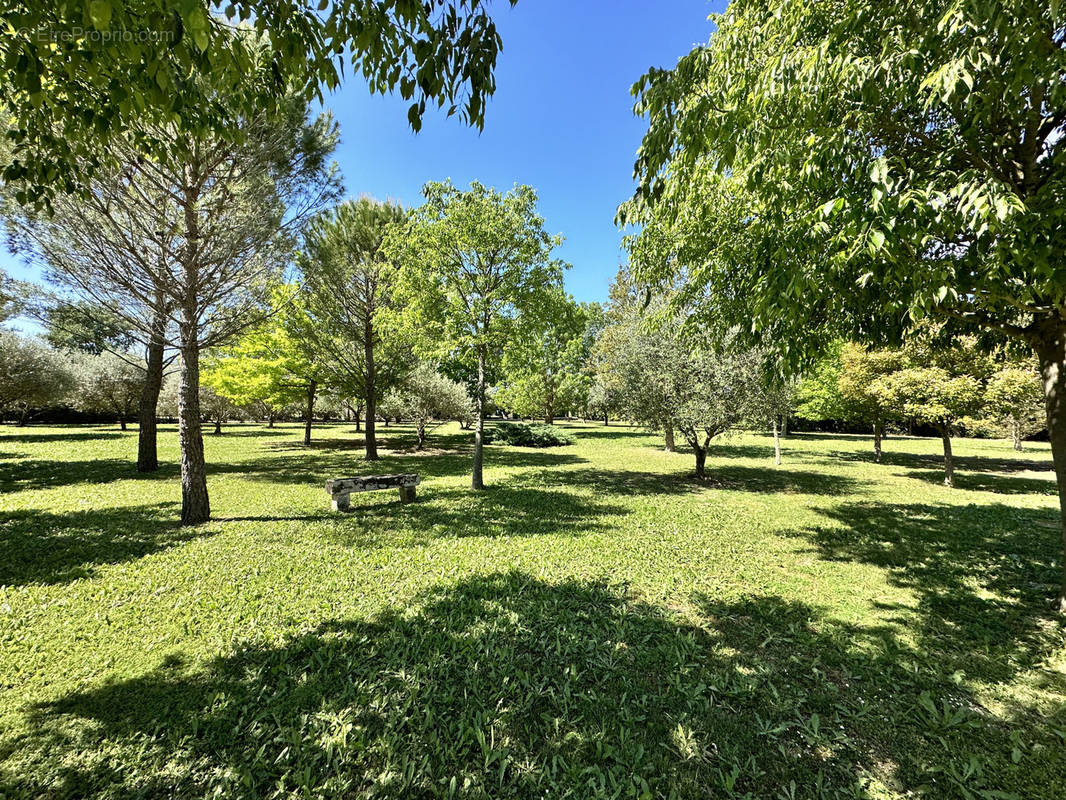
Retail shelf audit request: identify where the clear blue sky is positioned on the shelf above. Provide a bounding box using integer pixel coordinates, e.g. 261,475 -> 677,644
2,0 -> 719,305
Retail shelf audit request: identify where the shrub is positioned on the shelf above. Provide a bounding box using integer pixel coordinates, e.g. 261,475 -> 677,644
487,421 -> 574,447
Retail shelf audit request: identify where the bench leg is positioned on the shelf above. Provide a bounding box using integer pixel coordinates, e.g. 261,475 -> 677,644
398,486 -> 416,504
332,493 -> 351,512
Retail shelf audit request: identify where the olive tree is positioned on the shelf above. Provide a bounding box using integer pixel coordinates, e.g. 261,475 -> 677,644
382,363 -> 473,449
72,351 -> 145,430
0,331 -> 74,425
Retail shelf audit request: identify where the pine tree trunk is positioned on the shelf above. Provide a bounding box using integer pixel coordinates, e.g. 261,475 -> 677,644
178,318 -> 210,525
1036,324 -> 1066,613
773,418 -> 782,465
136,306 -> 165,472
873,419 -> 883,463
664,423 -> 675,452
472,348 -> 486,490
364,315 -> 378,460
941,431 -> 955,488
303,380 -> 316,446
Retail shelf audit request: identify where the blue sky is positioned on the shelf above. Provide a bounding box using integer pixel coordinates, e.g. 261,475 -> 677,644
2,0 -> 719,305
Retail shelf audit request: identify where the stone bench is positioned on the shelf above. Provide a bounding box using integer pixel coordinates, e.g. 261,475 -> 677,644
325,473 -> 421,511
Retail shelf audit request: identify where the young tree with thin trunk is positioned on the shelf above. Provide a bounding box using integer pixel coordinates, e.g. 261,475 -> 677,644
299,197 -> 411,460
986,364 -> 1045,451
837,346 -> 908,463
385,181 -> 565,490
381,362 -> 473,449
875,368 -> 983,488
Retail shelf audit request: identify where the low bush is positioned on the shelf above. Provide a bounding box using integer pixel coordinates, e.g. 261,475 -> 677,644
486,421 -> 574,447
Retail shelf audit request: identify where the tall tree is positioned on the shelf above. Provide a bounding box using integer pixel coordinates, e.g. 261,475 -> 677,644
299,197 -> 410,459
385,180 -> 565,489
1,1 -> 515,204
6,95 -> 339,522
623,0 -> 1066,607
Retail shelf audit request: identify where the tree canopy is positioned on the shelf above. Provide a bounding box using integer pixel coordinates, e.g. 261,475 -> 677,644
1,0 -> 516,204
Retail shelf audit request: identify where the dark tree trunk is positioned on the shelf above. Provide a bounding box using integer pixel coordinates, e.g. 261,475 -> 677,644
773,417 -> 782,465
941,430 -> 955,487
1036,324 -> 1066,612
604,411 -> 609,426
355,409 -> 361,432
781,414 -> 789,437
267,416 -> 274,429
664,423 -> 675,452
136,306 -> 165,472
304,379 -> 317,446
416,419 -> 426,450
178,319 -> 210,525
694,445 -> 707,479
119,417 -> 127,431
213,419 -> 222,436
873,419 -> 883,463
472,348 -> 486,490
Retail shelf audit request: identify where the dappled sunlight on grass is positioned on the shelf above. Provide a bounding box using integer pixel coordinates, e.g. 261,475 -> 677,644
0,422 -> 1063,798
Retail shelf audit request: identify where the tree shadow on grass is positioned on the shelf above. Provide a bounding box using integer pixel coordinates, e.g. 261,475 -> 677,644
0,459 -> 182,493
0,502 -> 207,586
0,430 -> 124,444
324,484 -> 628,547
902,469 -> 1056,496
829,448 -> 1054,475
511,464 -> 860,498
785,501 -> 1064,685
7,572 -> 1061,799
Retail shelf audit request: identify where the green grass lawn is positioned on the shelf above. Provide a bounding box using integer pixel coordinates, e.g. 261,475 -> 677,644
1,421 -> 1064,799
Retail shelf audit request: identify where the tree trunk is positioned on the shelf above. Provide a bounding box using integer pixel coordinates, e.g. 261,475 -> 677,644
355,409 -> 361,432
1011,419 -> 1023,451
178,320 -> 210,525
773,418 -> 782,466
941,431 -> 955,488
119,417 -> 127,431
664,423 -> 675,452
417,419 -> 426,450
136,306 -> 165,472
304,380 -> 316,446
472,348 -> 486,490
604,411 -> 609,426
781,414 -> 789,436
544,414 -> 554,425
1036,325 -> 1066,612
267,415 -> 274,429
873,419 -> 883,463
364,315 -> 378,459
694,445 -> 707,479
213,419 -> 222,435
